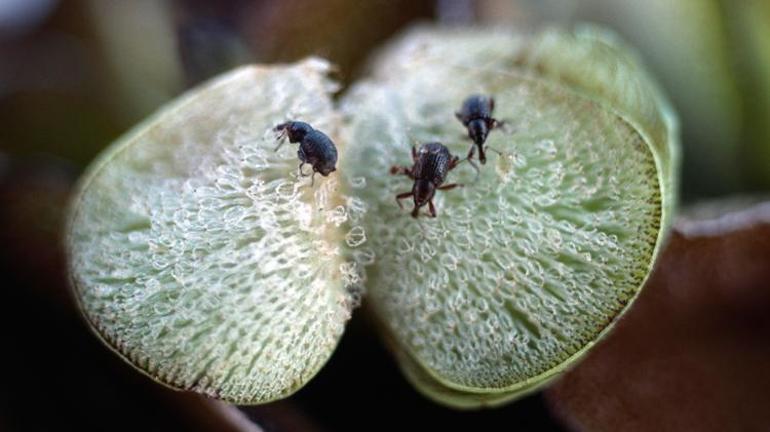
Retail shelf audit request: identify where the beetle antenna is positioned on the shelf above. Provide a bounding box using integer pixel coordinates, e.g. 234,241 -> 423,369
469,159 -> 481,182
495,119 -> 514,134
458,157 -> 480,183
485,145 -> 504,156
274,122 -> 289,151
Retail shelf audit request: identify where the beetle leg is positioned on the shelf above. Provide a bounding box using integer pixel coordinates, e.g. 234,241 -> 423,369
428,200 -> 437,218
412,205 -> 421,218
448,155 -> 461,170
483,143 -> 505,165
389,166 -> 415,179
466,142 -> 476,159
438,183 -> 463,191
310,170 -> 317,187
463,145 -> 480,181
396,191 -> 413,209
411,145 -> 418,162
298,162 -> 311,177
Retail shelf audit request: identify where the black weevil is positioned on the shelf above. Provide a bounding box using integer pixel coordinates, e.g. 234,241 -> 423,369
274,121 -> 337,185
390,142 -> 462,218
455,94 -> 504,168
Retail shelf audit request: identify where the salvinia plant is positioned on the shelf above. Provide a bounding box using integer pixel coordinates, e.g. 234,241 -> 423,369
66,25 -> 679,409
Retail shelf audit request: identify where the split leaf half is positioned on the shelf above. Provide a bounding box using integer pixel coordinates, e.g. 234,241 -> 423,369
66,25 -> 678,407
341,25 -> 677,407
67,59 -> 365,404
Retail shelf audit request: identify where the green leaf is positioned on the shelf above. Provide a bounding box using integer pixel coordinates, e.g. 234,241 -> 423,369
66,59 -> 364,404
341,25 -> 677,407
66,25 -> 678,408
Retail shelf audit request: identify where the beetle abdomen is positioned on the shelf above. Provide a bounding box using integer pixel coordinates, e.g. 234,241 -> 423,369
301,130 -> 338,175
459,94 -> 493,123
415,142 -> 451,185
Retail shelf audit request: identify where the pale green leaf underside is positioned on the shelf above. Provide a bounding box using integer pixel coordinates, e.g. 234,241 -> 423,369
67,59 -> 365,404
66,25 -> 676,409
342,26 -> 675,407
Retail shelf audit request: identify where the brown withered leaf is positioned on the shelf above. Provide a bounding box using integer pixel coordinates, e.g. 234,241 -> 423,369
546,199 -> 770,431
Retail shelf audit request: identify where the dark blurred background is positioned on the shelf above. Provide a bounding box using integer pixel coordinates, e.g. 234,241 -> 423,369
1,1 -> 768,431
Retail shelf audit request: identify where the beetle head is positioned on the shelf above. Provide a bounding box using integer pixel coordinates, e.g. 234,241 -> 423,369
413,179 -> 436,208
468,118 -> 489,146
317,164 -> 336,177
275,121 -> 312,142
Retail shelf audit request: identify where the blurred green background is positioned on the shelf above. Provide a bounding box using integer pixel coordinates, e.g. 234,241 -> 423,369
0,1 -> 768,431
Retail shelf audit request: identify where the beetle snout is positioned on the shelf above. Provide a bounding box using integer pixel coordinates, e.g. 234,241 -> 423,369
273,122 -> 289,132
413,180 -> 435,207
469,119 -> 489,146
318,166 -> 336,176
